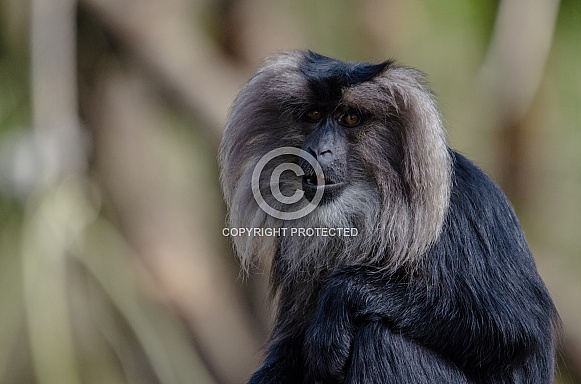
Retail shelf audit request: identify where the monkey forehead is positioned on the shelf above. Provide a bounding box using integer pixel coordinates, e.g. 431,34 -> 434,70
298,51 -> 391,102
256,51 -> 394,107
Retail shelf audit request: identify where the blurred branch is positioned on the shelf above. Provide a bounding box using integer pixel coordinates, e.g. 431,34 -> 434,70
74,1 -> 267,382
78,216 -> 216,384
83,66 -> 261,384
80,0 -> 250,144
24,0 -> 84,383
480,0 -> 560,123
22,181 -> 86,384
478,0 -> 560,201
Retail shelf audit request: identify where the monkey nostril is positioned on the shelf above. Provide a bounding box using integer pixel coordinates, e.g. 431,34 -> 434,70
304,175 -> 318,186
313,147 -> 334,163
319,149 -> 333,157
307,147 -> 333,160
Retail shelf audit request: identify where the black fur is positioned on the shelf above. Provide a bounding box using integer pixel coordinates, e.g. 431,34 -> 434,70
249,152 -> 557,384
221,51 -> 558,384
300,51 -> 392,105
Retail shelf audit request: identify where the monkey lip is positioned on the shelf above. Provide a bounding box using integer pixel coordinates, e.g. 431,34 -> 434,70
302,175 -> 345,191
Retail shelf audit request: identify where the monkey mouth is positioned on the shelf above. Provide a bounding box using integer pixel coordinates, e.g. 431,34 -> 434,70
302,174 -> 345,202
302,174 -> 343,189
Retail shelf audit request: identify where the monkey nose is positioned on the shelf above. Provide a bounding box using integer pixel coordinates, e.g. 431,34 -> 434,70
307,146 -> 335,166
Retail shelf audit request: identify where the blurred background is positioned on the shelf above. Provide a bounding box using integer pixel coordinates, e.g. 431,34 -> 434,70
0,0 -> 580,383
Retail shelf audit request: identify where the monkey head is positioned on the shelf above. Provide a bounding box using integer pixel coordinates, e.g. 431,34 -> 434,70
220,51 -> 451,275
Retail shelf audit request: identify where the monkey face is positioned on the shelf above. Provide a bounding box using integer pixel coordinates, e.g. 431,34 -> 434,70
296,52 -> 390,204
220,51 -> 452,271
221,51 -> 394,208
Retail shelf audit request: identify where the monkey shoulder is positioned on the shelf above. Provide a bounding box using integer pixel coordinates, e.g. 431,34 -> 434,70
436,150 -> 537,272
448,150 -> 516,219
441,150 -> 556,301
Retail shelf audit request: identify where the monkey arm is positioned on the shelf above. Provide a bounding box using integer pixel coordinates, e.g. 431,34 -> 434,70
304,261 -> 553,381
302,277 -> 356,383
248,285 -> 312,384
303,154 -> 556,382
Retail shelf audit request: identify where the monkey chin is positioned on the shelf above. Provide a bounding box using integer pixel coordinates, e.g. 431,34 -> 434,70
301,176 -> 346,204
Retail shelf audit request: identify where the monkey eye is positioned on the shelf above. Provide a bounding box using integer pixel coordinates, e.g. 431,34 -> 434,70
303,109 -> 324,123
338,111 -> 362,127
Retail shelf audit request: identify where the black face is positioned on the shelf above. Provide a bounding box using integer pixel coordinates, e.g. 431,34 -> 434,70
297,52 -> 390,203
299,106 -> 361,203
